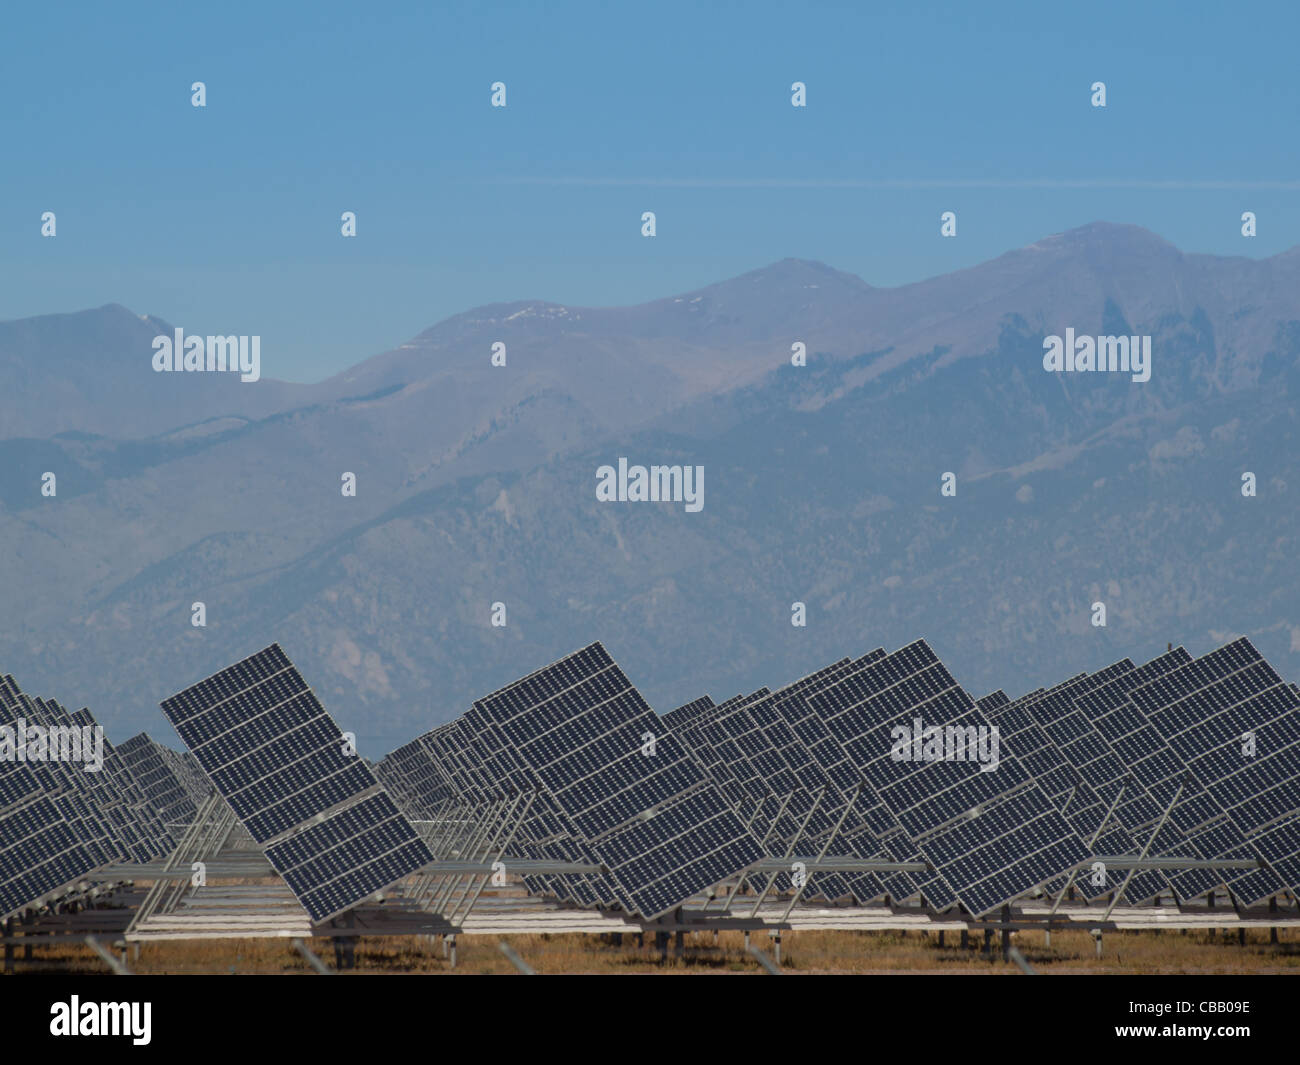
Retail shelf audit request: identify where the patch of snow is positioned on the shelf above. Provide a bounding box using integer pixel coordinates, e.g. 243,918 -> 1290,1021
505,304 -> 571,322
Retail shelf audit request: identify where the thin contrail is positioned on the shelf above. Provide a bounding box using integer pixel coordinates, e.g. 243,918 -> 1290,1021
484,176 -> 1300,191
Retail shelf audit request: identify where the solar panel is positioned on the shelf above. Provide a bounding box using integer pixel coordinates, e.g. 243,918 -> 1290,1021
766,650 -> 928,905
456,698 -> 618,908
1069,644 -> 1296,903
199,632 -> 1299,923
1134,638 -> 1300,836
596,789 -> 765,918
983,674 -> 1170,904
375,731 -> 459,820
1101,638 -> 1300,904
1222,813 -> 1300,904
117,734 -> 207,829
16,697 -> 120,867
160,645 -> 434,923
977,690 -> 1010,713
471,642 -> 763,918
62,705 -> 165,864
397,702 -> 613,910
662,695 -> 715,733
672,657 -> 867,901
808,640 -> 1091,916
0,795 -> 105,920
265,791 -> 434,922
1028,659 -> 1136,724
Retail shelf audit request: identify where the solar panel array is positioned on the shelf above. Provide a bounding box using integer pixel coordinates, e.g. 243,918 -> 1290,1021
668,653 -> 922,905
377,642 -> 765,919
982,658 -> 1172,904
811,642 -> 1093,915
67,708 -> 175,864
662,638 -> 1300,916
6,631 -> 1300,926
1101,639 -> 1300,906
115,732 -> 211,830
0,675 -> 176,920
377,635 -> 1300,919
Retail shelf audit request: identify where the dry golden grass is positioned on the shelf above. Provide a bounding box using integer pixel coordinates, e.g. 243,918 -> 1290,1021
13,926 -> 1300,975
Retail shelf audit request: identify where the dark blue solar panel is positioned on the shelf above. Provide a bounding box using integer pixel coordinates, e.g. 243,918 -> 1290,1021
472,642 -> 762,918
160,645 -> 433,922
807,640 -> 1090,915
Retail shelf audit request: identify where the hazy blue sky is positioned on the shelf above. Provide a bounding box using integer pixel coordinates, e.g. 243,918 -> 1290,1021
3,1 -> 1297,381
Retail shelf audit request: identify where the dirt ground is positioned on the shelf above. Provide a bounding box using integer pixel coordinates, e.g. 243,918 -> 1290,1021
12,926 -> 1300,975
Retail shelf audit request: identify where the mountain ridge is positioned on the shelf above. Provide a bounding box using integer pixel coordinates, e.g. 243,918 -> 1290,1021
2,221 -> 1298,753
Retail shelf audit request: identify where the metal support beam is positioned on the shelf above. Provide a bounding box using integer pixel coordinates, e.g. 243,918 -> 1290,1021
1049,780 -> 1126,921
128,790 -> 230,933
1104,779 -> 1186,921
450,792 -> 537,926
748,788 -> 826,919
292,938 -> 332,974
781,784 -> 861,923
747,944 -> 781,975
1079,858 -> 1260,872
750,858 -> 930,873
429,796 -> 508,914
498,940 -> 536,974
86,936 -> 131,975
426,797 -> 496,911
1007,945 -> 1038,975
720,790 -> 794,911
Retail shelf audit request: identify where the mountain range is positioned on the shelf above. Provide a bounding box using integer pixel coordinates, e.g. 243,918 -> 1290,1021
2,221 -> 1298,754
